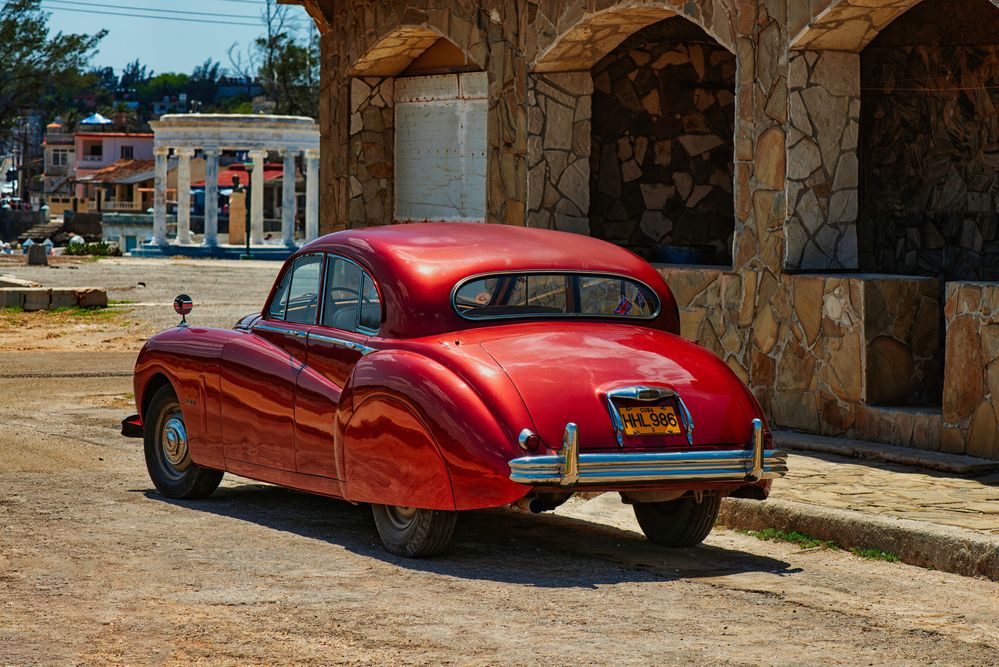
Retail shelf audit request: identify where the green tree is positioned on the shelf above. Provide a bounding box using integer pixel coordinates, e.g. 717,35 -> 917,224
0,0 -> 105,138
229,0 -> 319,118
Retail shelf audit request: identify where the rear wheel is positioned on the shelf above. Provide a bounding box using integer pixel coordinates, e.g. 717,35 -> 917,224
371,504 -> 457,557
633,494 -> 720,547
144,384 -> 223,499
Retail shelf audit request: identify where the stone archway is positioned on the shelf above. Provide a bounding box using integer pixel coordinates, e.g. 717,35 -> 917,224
346,27 -> 486,226
531,2 -> 736,72
785,0 -> 999,271
526,6 -> 736,265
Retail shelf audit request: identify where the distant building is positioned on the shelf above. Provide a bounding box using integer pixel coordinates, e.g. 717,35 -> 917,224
41,121 -> 76,216
73,131 -> 154,202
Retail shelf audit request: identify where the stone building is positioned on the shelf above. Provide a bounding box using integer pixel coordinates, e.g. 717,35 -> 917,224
286,0 -> 999,460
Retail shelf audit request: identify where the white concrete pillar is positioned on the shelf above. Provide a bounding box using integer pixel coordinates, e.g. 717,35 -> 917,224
175,147 -> 195,245
281,149 -> 298,248
153,146 -> 170,246
305,148 -> 320,242
248,149 -> 268,245
203,148 -> 220,247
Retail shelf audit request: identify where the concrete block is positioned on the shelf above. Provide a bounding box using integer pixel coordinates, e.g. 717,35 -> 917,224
0,275 -> 42,288
21,288 -> 51,311
50,288 -> 78,309
75,288 -> 108,308
0,288 -> 25,308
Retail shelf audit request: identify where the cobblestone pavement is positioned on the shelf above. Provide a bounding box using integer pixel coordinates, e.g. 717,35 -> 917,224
770,452 -> 999,536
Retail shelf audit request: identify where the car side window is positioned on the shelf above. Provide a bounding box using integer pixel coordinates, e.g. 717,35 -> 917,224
321,258 -> 381,333
269,254 -> 322,324
322,258 -> 362,330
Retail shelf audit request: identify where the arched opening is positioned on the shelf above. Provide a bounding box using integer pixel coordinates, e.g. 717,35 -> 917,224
588,17 -> 736,264
347,29 -> 486,226
526,10 -> 736,265
857,0 -> 999,282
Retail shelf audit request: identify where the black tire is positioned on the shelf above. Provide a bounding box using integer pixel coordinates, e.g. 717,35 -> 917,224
371,505 -> 457,558
633,494 -> 721,547
144,384 -> 223,499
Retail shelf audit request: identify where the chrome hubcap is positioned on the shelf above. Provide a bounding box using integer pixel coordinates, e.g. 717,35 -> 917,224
384,505 -> 418,531
162,416 -> 188,466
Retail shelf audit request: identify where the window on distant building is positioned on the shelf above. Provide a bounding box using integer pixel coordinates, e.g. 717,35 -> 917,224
120,146 -> 133,159
52,149 -> 69,167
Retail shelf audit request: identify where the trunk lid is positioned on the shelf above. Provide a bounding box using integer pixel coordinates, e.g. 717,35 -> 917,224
478,323 -> 759,451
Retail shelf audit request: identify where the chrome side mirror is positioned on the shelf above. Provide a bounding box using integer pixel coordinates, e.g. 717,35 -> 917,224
174,294 -> 193,328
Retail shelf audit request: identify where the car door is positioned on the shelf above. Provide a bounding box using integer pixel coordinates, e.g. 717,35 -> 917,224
220,253 -> 323,471
295,256 -> 381,478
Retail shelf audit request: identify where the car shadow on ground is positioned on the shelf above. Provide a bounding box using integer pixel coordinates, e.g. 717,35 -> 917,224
142,483 -> 798,589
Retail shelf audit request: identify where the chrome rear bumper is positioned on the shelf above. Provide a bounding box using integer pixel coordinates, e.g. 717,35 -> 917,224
508,419 -> 788,486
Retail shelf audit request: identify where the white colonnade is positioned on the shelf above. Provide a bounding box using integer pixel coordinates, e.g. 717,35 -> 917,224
149,114 -> 320,250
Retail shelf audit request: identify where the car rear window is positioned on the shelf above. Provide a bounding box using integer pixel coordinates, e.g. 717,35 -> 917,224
453,273 -> 660,321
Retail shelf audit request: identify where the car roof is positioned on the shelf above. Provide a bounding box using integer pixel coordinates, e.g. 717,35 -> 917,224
295,223 -> 675,338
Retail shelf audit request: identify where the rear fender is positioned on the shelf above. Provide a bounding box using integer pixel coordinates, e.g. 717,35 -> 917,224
344,350 -> 530,510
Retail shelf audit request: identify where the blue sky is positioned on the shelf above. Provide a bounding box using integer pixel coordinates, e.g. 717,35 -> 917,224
44,0 -> 312,75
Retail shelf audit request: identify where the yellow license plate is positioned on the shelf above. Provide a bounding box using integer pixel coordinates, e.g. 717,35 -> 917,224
618,405 -> 683,436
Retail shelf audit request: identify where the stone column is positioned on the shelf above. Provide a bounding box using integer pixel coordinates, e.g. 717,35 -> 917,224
153,146 -> 170,246
248,149 -> 268,245
175,147 -> 195,245
305,148 -> 319,242
202,148 -> 220,247
281,149 -> 297,248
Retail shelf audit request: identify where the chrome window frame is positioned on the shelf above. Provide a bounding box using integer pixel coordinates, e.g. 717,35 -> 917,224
450,270 -> 662,322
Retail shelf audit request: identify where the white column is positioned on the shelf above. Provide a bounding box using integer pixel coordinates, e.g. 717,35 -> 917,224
281,149 -> 298,248
305,148 -> 319,242
248,149 -> 267,245
175,147 -> 195,245
153,146 -> 170,246
203,148 -> 220,247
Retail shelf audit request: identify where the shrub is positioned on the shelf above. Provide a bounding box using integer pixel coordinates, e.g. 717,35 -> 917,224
63,242 -> 122,257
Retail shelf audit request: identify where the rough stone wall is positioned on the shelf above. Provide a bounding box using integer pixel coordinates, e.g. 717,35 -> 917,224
302,0 -> 999,458
588,17 -> 736,263
664,266 -> 940,436
347,77 -> 394,227
526,72 -> 592,234
857,0 -> 999,281
785,50 -> 860,270
943,282 -> 999,459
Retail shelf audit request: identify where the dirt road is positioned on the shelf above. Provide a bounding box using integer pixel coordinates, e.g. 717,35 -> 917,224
2,258 -> 998,665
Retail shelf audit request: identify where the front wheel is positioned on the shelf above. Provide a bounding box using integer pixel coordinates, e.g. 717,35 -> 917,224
633,494 -> 721,547
144,384 -> 223,499
371,504 -> 457,557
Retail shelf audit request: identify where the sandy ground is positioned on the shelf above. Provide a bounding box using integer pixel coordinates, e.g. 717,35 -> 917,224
2,256 -> 999,666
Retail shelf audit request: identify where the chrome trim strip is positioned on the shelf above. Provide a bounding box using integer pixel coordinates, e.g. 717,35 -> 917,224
308,332 -> 376,355
509,419 -> 786,486
253,322 -> 309,338
605,385 -> 695,446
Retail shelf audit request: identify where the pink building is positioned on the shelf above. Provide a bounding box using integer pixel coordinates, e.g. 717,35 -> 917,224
74,132 -> 154,199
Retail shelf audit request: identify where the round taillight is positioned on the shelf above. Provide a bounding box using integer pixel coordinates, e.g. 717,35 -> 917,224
173,294 -> 193,316
518,429 -> 541,451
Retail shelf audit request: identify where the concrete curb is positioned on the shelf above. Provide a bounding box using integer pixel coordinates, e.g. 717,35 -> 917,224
719,498 -> 999,581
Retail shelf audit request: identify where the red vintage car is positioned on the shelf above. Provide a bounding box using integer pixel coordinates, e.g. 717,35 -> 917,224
122,223 -> 786,557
